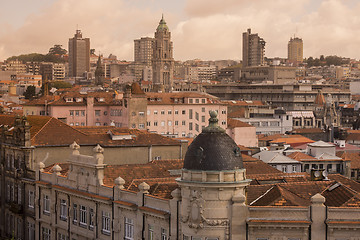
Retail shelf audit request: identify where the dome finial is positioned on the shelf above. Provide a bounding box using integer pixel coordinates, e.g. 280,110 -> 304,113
203,111 -> 225,133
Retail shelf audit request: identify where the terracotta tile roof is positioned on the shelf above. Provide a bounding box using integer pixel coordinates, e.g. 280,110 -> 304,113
244,159 -> 283,175
336,152 -> 360,169
227,118 -> 253,128
258,134 -> 285,142
222,100 -> 264,106
287,152 -> 317,162
43,163 -> 70,177
346,133 -> 360,141
131,82 -> 145,95
270,135 -> 315,146
291,128 -> 324,134
227,109 -> 245,118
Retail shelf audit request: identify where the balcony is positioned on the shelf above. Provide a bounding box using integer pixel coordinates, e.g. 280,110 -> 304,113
10,202 -> 23,214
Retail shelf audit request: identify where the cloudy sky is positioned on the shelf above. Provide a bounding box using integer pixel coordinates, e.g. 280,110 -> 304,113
0,0 -> 359,61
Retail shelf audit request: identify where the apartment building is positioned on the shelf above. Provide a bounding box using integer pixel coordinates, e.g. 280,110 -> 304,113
146,92 -> 227,138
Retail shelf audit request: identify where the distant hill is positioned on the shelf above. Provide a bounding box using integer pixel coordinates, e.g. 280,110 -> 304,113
7,53 -> 66,63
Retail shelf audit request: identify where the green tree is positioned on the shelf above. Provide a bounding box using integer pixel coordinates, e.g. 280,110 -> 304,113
23,85 -> 36,100
48,44 -> 67,56
52,81 -> 72,89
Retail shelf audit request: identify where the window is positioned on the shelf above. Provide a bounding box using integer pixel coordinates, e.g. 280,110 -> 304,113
42,227 -> 51,240
80,205 -> 87,227
17,185 -> 22,204
161,228 -> 167,240
60,199 -> 67,221
161,121 -> 165,127
75,122 -> 79,126
147,121 -> 151,127
168,121 -> 172,126
125,217 -> 134,240
222,120 -> 226,125
182,110 -> 186,115
195,124 -> 199,132
195,112 -> 199,120
81,110 -> 85,116
69,122 -> 74,126
95,110 -> 101,116
75,110 -> 79,116
189,99 -> 193,103
148,225 -> 154,240
154,156 -> 161,160
202,107 -> 205,112
161,110 -> 165,115
95,122 -> 101,126
147,110 -> 151,115
182,132 -> 186,137
58,233 -> 68,240
139,111 -> 145,116
202,99 -> 206,103
168,110 -> 172,115
66,98 -> 73,102
73,204 -> 78,224
154,110 -> 158,115
154,121 -> 158,126
139,123 -> 145,129
81,122 -> 85,126
102,211 -> 111,235
28,222 -> 35,240
104,111 -> 108,116
69,110 -> 74,116
182,120 -> 186,126
292,165 -> 297,173
282,165 -> 287,173
189,122 -> 193,130
202,115 -> 205,122
175,110 -> 179,115
43,195 -> 50,214
89,208 -> 94,230
175,121 -> 179,126
189,109 -> 193,119
28,190 -> 34,209
222,109 -> 226,114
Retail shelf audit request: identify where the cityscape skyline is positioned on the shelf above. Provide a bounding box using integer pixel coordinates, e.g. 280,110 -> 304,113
1,0 -> 360,61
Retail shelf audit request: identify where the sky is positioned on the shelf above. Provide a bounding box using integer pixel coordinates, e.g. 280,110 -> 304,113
0,0 -> 360,61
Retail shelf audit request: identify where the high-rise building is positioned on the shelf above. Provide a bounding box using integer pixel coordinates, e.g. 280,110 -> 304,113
288,37 -> 303,65
152,15 -> 174,92
134,37 -> 154,66
242,28 -> 266,67
68,30 -> 90,77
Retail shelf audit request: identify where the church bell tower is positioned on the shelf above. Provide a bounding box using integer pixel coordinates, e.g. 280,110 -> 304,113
152,15 -> 174,92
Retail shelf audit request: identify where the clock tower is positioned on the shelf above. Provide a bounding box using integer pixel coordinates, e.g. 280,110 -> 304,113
152,15 -> 174,92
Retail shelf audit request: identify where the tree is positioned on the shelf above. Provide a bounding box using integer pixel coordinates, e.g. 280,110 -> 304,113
48,44 -> 67,56
23,86 -> 36,100
320,55 -> 325,61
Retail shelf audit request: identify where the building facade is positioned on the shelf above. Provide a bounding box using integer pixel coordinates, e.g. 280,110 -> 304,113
68,30 -> 90,78
152,15 -> 174,92
242,28 -> 266,67
288,37 -> 303,65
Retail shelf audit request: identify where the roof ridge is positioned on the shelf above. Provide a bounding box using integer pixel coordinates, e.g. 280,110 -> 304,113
30,117 -> 53,140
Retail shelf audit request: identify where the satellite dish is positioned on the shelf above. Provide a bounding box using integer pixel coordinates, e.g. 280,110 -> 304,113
314,171 -> 320,178
322,170 -> 328,178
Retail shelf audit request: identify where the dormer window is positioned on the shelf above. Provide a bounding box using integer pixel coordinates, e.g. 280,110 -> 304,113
98,97 -> 105,102
65,98 -> 73,103
76,98 -> 83,102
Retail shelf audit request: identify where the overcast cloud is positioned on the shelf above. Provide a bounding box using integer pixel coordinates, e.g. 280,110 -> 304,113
0,0 -> 359,61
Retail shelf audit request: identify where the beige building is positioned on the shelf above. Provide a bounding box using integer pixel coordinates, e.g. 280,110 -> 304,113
134,37 -> 154,66
3,112 -> 360,239
68,29 -> 90,77
288,37 -> 303,65
242,28 -> 266,67
241,65 -> 296,84
146,92 -> 227,138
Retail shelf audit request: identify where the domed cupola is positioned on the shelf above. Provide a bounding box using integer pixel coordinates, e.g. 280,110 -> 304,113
183,111 -> 243,171
156,14 -> 169,32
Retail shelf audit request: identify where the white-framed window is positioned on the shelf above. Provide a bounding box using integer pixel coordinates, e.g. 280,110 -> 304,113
182,120 -> 186,126
147,110 -> 150,115
139,123 -> 145,129
75,110 -> 79,116
80,205 -> 87,227
154,156 -> 161,160
73,204 -> 78,224
154,110 -> 158,115
148,224 -> 154,240
292,165 -> 297,173
168,121 -> 172,126
282,165 -> 287,173
168,110 -> 172,114
161,110 -> 165,115
28,190 -> 35,209
102,211 -> 111,235
124,217 -> 134,240
69,110 -> 74,116
161,228 -> 167,240
154,121 -> 158,126
43,195 -> 50,214
81,110 -> 85,116
28,222 -> 35,240
60,199 -> 67,221
42,227 -> 51,240
89,208 -> 94,230
175,121 -> 178,126
175,110 -> 179,114
161,121 -> 165,127
139,111 -> 145,116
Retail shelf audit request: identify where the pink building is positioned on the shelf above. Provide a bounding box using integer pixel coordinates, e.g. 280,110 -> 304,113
146,92 -> 227,138
226,118 -> 258,147
23,84 -> 147,128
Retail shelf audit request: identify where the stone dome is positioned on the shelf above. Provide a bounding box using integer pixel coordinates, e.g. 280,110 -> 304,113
183,111 -> 243,171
